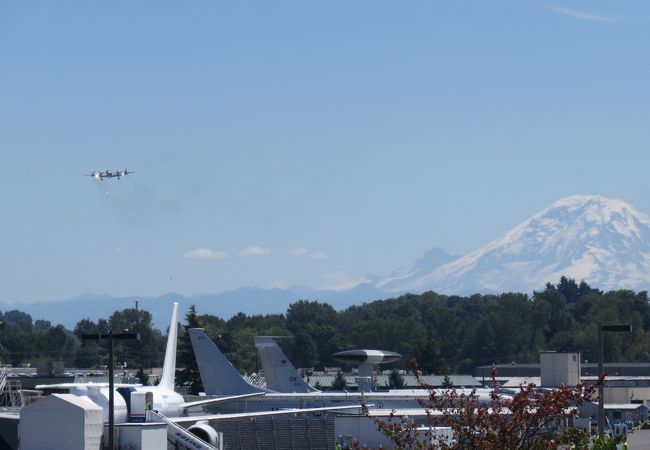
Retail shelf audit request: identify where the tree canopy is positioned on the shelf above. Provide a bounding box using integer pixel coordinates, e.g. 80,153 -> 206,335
1,278 -> 649,377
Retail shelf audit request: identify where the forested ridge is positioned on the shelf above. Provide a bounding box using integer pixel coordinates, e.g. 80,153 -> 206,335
2,277 -> 649,376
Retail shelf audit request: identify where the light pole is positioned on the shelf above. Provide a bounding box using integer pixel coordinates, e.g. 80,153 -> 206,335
83,331 -> 140,450
598,324 -> 632,440
123,329 -> 129,378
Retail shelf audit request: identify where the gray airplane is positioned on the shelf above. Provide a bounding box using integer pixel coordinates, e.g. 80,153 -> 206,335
254,336 -> 402,393
86,169 -> 134,180
189,329 -> 500,413
253,336 -> 319,393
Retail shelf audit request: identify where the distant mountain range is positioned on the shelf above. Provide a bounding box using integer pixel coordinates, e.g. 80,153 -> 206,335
6,284 -> 388,330
7,194 -> 650,330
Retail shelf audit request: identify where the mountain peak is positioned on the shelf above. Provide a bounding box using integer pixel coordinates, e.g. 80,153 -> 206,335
551,194 -> 616,206
540,194 -> 647,225
375,246 -> 456,291
379,195 -> 650,294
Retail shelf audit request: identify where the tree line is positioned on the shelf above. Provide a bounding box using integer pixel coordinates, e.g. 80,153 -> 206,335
2,277 -> 649,377
0,308 -> 166,370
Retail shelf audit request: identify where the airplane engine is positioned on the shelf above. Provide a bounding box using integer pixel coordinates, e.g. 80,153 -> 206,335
187,421 -> 221,447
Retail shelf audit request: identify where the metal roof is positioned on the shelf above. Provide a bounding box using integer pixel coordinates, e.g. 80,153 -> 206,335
306,374 -> 480,389
500,377 -> 541,387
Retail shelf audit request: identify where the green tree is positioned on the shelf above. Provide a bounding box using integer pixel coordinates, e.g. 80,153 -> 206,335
3,310 -> 33,331
136,367 -> 150,386
73,318 -> 104,368
109,308 -> 164,369
388,369 -> 405,389
416,331 -> 446,374
37,325 -> 74,361
1,321 -> 33,366
34,320 -> 51,331
286,301 -> 342,367
177,304 -> 204,393
331,371 -> 347,390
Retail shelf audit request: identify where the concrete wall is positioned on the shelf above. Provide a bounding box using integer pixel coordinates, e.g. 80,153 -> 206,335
335,416 -> 395,449
604,387 -> 650,405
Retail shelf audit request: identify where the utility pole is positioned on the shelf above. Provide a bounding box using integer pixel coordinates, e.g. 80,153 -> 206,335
82,331 -> 140,450
123,329 -> 129,377
597,324 -> 632,440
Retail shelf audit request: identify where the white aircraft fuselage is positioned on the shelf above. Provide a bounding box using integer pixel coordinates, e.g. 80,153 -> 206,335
67,384 -> 185,423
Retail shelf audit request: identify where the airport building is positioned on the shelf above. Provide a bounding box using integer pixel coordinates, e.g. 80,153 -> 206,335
474,360 -> 650,379
474,351 -> 650,433
475,353 -> 650,406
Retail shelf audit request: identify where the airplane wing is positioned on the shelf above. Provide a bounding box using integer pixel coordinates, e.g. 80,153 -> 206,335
35,382 -> 142,390
168,404 -> 367,424
182,392 -> 265,410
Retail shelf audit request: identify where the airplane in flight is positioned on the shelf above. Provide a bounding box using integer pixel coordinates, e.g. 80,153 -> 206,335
38,304 -> 361,448
189,329 -> 503,415
85,169 -> 134,180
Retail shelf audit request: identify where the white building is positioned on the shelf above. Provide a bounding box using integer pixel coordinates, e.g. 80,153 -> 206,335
19,393 -> 103,450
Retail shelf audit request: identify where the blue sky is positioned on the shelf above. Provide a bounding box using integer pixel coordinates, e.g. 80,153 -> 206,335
1,0 -> 649,302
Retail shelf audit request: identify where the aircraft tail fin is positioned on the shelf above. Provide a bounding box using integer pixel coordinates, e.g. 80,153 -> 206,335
158,302 -> 179,391
254,336 -> 319,393
189,328 -> 266,395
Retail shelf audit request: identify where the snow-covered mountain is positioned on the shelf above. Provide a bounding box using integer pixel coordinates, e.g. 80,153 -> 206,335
378,195 -> 650,294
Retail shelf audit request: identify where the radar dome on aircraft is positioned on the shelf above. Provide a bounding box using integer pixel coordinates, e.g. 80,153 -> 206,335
332,349 -> 402,365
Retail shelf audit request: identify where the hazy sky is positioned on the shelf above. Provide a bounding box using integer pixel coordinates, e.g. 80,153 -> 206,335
1,0 -> 649,302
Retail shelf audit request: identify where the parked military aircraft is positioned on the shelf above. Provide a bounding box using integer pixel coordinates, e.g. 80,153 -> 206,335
189,328 -> 502,415
254,336 -> 319,393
